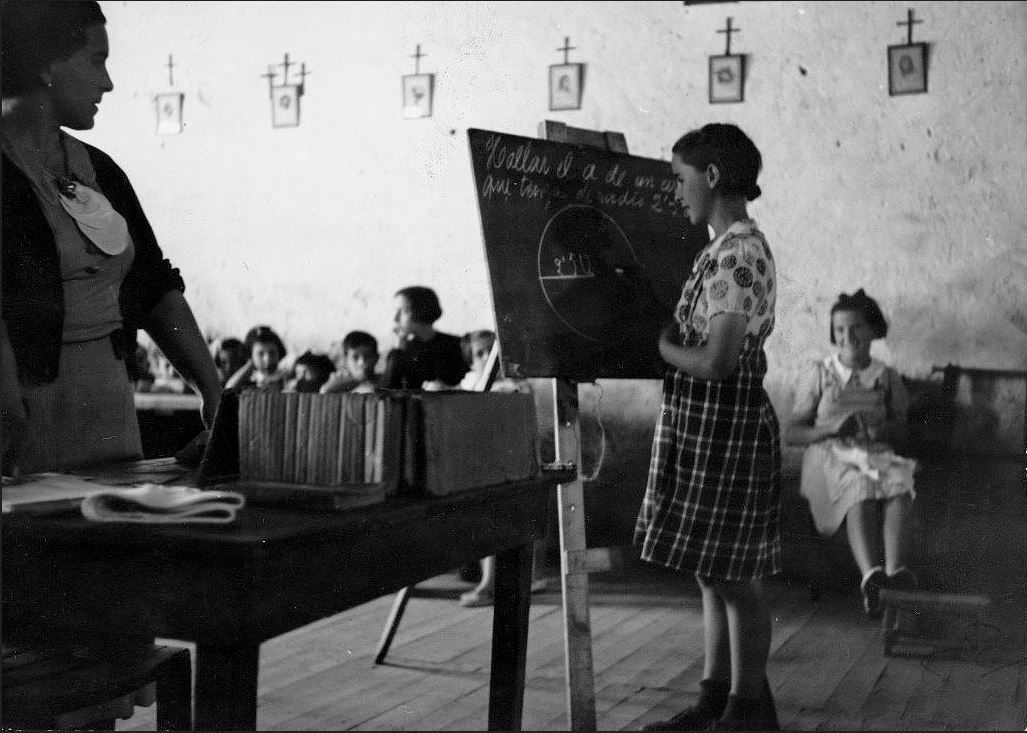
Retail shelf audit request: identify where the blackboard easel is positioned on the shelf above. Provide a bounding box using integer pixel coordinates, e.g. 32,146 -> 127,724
541,119 -> 629,731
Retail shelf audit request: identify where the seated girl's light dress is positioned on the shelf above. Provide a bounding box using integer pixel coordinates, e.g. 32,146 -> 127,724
793,354 -> 917,536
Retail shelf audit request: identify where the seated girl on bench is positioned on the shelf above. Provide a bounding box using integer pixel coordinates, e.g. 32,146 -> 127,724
785,289 -> 918,618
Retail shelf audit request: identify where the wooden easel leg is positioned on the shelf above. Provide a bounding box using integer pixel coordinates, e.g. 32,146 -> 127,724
553,379 -> 598,731
374,585 -> 414,665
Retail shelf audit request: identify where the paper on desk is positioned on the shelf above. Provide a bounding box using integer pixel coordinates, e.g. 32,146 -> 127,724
80,483 -> 246,524
2,473 -> 116,512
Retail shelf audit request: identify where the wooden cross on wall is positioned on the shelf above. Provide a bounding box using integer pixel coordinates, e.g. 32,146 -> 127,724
260,66 -> 278,98
410,44 -> 426,75
557,36 -> 576,64
278,53 -> 295,86
897,8 -> 923,44
717,16 -> 739,55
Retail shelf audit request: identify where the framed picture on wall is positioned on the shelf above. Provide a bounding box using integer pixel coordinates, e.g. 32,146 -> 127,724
402,73 -> 434,119
708,54 -> 744,104
549,63 -> 583,111
888,42 -> 928,95
271,84 -> 301,127
155,92 -> 184,135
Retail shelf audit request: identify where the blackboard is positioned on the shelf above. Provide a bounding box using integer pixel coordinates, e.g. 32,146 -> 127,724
468,128 -> 709,380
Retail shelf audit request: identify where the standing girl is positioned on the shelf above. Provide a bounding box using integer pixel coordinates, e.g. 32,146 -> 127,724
637,124 -> 781,731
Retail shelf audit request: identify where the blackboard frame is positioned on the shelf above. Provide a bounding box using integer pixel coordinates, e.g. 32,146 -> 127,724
468,128 -> 709,381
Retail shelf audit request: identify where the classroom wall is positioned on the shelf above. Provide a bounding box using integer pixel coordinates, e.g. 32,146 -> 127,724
79,1 -> 1026,541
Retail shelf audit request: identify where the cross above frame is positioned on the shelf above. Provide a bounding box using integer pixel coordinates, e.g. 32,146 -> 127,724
717,16 -> 739,55
897,8 -> 923,44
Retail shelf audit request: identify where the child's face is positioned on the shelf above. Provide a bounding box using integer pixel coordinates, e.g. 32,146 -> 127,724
293,364 -> 320,385
251,341 -> 280,374
469,336 -> 494,375
832,310 -> 873,368
345,345 -> 378,381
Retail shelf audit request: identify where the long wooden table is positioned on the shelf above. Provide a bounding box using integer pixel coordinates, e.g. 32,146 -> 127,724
2,465 -> 569,730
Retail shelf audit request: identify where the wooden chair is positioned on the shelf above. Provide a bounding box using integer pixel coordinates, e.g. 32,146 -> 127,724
2,642 -> 193,730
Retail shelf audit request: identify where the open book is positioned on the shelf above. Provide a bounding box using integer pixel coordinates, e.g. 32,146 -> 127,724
80,484 -> 245,524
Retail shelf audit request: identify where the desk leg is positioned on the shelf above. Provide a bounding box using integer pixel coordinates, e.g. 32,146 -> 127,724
488,542 -> 533,731
195,643 -> 260,731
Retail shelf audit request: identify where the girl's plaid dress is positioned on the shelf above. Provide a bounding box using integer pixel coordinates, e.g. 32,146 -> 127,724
635,219 -> 782,581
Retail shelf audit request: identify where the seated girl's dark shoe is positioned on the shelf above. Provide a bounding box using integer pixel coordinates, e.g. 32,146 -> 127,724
887,567 -> 917,592
860,568 -> 888,619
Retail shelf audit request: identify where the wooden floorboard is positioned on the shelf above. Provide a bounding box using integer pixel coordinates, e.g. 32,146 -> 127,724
114,564 -> 1024,731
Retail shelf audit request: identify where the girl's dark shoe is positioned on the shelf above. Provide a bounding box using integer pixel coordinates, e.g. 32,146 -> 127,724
643,678 -> 730,731
887,567 -> 917,592
860,567 -> 888,618
712,688 -> 780,732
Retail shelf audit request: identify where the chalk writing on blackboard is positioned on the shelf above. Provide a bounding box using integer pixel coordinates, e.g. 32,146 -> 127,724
469,128 -> 708,380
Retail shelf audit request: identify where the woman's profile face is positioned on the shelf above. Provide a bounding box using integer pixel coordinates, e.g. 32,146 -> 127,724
393,295 -> 417,342
671,153 -> 713,228
48,24 -> 113,130
831,309 -> 874,369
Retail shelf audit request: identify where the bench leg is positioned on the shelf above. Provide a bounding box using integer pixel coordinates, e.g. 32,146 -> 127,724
374,585 -> 414,665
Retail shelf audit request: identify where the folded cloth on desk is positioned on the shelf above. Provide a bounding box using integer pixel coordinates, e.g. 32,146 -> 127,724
80,484 -> 245,524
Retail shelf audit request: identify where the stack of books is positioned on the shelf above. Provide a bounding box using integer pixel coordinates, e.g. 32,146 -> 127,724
234,390 -> 540,510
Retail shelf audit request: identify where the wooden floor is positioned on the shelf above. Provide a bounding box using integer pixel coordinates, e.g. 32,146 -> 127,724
121,564 -> 1025,731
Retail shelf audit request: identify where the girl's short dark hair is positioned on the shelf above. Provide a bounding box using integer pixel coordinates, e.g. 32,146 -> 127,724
829,289 -> 888,343
671,123 -> 763,201
1,1 -> 107,96
342,330 -> 378,355
244,325 -> 287,360
395,286 -> 442,325
293,350 -> 336,376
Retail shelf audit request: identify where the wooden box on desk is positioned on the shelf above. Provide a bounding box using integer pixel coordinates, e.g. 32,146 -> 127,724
403,391 -> 540,497
236,391 -> 399,510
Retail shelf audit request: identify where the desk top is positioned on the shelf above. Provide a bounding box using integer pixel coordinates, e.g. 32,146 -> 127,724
2,460 -> 575,559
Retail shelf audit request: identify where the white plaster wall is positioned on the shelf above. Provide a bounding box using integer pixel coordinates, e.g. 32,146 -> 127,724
81,0 -> 1027,410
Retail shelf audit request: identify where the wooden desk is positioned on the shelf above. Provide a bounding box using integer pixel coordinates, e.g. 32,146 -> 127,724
2,468 -> 570,730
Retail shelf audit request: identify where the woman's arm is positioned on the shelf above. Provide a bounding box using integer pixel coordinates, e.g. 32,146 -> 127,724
658,312 -> 748,381
142,290 -> 222,429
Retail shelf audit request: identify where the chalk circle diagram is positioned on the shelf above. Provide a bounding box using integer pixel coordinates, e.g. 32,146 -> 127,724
538,204 -> 647,344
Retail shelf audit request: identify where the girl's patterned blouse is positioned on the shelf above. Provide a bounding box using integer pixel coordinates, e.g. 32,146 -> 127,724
675,219 -> 776,347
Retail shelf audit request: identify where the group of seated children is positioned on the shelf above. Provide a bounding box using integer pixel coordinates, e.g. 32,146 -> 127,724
209,286 -> 511,400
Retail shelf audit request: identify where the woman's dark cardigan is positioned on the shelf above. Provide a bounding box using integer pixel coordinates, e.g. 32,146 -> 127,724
2,139 -> 184,385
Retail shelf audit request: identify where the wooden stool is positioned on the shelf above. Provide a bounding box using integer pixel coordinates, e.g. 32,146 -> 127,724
880,588 -> 992,657
2,643 -> 193,730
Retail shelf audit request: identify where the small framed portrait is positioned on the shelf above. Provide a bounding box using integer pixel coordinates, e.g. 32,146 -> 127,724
271,84 -> 301,128
709,54 -> 745,104
155,92 -> 184,135
402,73 -> 434,119
549,63 -> 583,111
888,42 -> 928,96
